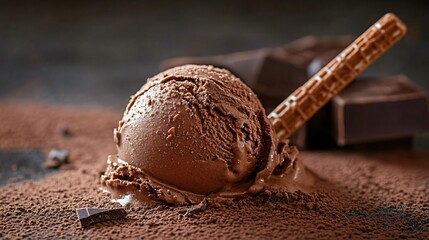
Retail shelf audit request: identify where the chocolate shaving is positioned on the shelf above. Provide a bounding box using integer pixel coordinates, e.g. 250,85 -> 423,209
57,124 -> 72,138
43,149 -> 68,169
76,208 -> 127,228
183,198 -> 208,217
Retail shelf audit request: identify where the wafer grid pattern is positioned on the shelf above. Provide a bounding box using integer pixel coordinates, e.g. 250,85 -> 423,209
268,13 -> 407,140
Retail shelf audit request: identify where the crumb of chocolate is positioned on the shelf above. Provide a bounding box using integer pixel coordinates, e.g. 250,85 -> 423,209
43,149 -> 69,169
57,124 -> 72,138
76,208 -> 127,228
182,198 -> 208,217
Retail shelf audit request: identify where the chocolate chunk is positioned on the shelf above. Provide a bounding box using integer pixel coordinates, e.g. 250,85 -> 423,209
76,208 -> 127,228
332,75 -> 429,145
57,124 -> 72,138
183,198 -> 208,217
43,149 -> 69,169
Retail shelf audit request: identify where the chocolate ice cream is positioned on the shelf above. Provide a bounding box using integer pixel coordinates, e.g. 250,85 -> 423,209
101,65 -> 312,205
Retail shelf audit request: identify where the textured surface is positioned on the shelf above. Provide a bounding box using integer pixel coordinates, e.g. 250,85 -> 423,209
102,65 -> 303,204
114,65 -> 271,194
0,103 -> 428,239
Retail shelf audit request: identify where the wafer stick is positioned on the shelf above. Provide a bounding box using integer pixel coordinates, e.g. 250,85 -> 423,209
268,13 -> 407,140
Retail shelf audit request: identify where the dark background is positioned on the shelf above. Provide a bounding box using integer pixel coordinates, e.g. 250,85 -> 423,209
1,1 -> 428,107
0,1 -> 428,146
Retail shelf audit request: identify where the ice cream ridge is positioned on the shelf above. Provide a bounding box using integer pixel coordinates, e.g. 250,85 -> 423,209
101,13 -> 407,205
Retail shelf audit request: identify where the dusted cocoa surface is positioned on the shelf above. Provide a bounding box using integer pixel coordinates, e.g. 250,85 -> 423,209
0,102 -> 428,239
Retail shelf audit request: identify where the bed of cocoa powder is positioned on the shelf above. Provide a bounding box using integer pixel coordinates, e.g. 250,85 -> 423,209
0,102 -> 428,239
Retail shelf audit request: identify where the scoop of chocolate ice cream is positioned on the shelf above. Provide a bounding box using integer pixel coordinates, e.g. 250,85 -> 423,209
101,65 -> 311,205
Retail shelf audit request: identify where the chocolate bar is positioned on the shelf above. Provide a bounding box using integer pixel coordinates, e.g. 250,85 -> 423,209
253,53 -> 308,110
76,208 -> 127,228
161,48 -> 270,93
160,35 -> 352,111
332,75 -> 429,146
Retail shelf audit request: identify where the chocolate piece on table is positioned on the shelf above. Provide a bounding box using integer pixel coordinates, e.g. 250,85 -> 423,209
332,75 -> 429,146
57,124 -> 72,138
76,208 -> 127,228
43,149 -> 69,169
183,198 -> 208,217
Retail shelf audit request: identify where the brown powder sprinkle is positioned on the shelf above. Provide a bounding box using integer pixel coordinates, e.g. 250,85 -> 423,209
0,102 -> 428,239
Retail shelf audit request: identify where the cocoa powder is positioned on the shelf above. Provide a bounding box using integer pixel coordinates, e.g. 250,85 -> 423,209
0,102 -> 428,239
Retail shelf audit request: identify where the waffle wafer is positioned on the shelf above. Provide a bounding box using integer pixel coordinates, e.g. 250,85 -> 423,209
268,13 -> 407,140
